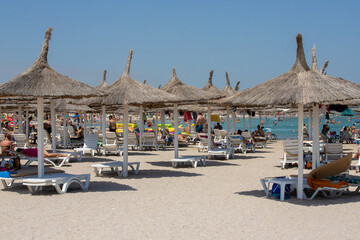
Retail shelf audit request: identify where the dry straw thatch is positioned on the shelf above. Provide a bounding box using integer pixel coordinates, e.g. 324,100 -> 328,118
53,99 -> 94,113
101,50 -> 181,107
202,70 -> 225,98
222,71 -> 240,96
0,28 -> 103,99
161,68 -> 221,104
220,34 -> 360,108
96,70 -> 109,90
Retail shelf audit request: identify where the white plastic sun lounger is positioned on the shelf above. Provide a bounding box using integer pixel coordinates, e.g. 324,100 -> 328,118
92,161 -> 140,176
7,150 -> 82,167
208,147 -> 234,160
22,173 -> 90,194
0,167 -> 65,189
260,176 -> 350,201
171,156 -> 206,168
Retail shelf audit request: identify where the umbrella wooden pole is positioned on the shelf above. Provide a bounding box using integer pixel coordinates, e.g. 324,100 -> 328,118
297,104 -> 304,199
231,112 -> 236,134
0,108 -> 2,134
139,106 -> 144,150
102,106 -> 106,145
123,104 -> 129,177
312,104 -> 320,169
249,113 -> 252,132
259,112 -> 262,126
243,112 -> 245,131
308,109 -> 313,140
99,112 -> 103,132
207,105 -> 211,149
63,111 -> 67,148
155,112 -> 159,139
226,106 -> 230,147
161,110 -> 165,139
50,99 -> 56,152
13,110 -> 16,133
174,104 -> 179,158
18,106 -> 23,134
37,97 -> 45,177
90,114 -> 93,129
84,112 -> 87,133
25,110 -> 29,137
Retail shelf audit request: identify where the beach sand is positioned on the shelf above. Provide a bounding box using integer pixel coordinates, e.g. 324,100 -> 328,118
1,141 -> 360,239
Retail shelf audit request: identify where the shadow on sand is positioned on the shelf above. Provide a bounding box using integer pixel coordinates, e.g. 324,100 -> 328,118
131,169 -> 203,179
2,180 -> 136,195
148,160 -> 239,168
235,189 -> 360,206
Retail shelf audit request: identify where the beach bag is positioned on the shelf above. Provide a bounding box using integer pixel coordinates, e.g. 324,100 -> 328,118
271,177 -> 291,199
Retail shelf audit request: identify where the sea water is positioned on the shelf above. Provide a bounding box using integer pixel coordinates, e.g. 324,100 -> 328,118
217,115 -> 359,139
178,115 -> 359,140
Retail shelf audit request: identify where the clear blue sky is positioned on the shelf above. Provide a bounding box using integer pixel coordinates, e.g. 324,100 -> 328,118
0,0 -> 359,91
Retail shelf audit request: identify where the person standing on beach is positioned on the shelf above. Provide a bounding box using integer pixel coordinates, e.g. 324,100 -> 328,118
108,115 -> 116,132
195,113 -> 206,133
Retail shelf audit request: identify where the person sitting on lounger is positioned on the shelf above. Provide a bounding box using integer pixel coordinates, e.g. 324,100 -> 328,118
236,130 -> 250,145
16,148 -> 68,158
1,133 -> 15,156
253,125 -> 265,137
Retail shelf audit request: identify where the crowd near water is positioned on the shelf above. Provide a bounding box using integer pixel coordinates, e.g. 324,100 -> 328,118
217,115 -> 360,140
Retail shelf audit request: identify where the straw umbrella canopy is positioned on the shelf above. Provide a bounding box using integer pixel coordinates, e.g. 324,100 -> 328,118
202,70 -> 225,98
222,71 -> 240,96
161,68 -> 223,158
96,70 -> 109,91
220,35 -> 360,108
101,50 -> 183,177
0,28 -> 103,177
220,33 -> 360,199
161,68 -> 218,103
102,51 -> 182,107
53,99 -> 94,113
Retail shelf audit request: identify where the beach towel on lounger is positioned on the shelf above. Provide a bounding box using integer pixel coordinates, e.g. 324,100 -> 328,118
307,153 -> 352,190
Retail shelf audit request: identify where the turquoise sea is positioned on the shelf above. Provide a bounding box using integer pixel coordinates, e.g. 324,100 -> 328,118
179,115 -> 360,140
223,115 -> 359,139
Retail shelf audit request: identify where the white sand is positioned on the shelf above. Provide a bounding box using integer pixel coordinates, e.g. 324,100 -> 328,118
1,141 -> 360,239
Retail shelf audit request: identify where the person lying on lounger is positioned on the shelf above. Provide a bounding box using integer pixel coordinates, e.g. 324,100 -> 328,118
16,148 -> 68,158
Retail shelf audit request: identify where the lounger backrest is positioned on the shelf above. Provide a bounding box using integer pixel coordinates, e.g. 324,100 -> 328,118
198,135 -> 211,147
84,134 -> 99,149
142,132 -> 156,145
241,132 -> 253,142
105,132 -> 117,144
214,129 -> 222,139
283,139 -> 298,159
128,132 -> 139,146
0,133 -> 5,142
14,134 -> 29,148
220,130 -> 227,139
310,153 -> 352,179
325,143 -> 343,154
67,126 -> 77,138
229,135 -> 245,148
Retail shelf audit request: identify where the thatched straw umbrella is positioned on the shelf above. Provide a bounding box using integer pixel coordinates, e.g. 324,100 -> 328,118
0,28 -> 103,177
97,70 -> 109,90
222,72 -> 240,96
202,70 -> 225,97
220,33 -> 360,199
161,68 -> 217,102
221,71 -> 241,134
161,68 -> 223,157
101,50 -> 182,177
